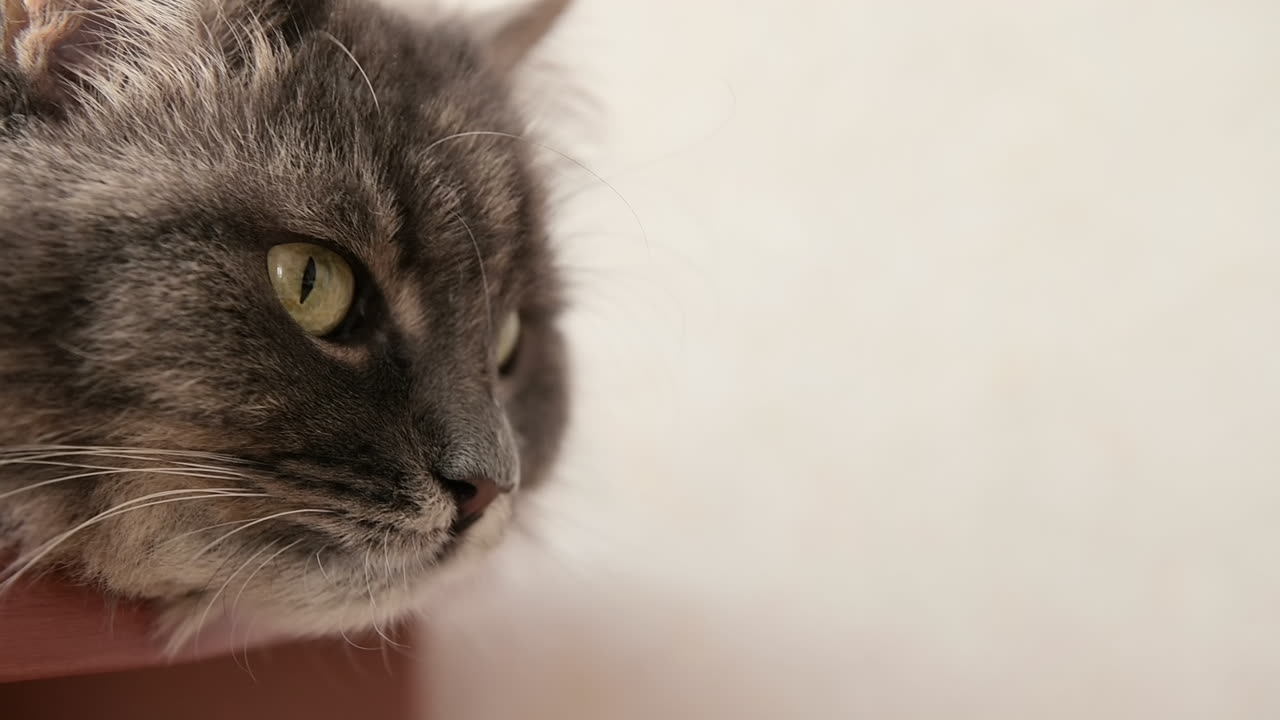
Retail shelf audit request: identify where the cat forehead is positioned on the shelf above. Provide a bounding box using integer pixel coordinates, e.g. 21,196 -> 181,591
92,14 -> 538,256
6,0 -> 548,311
209,21 -> 535,250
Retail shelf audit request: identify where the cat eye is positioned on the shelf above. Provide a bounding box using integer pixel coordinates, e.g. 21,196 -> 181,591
496,311 -> 521,372
267,243 -> 356,337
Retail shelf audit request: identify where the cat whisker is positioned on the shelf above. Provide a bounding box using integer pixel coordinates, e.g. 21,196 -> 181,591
0,447 -> 259,483
0,444 -> 255,465
362,547 -> 406,649
452,210 -> 494,341
379,633 -> 394,676
0,489 -> 267,594
192,540 -> 280,652
0,452 -> 262,476
158,461 -> 257,477
0,457 -> 252,479
363,548 -> 382,635
189,508 -> 336,562
332,592 -> 380,652
302,544 -> 329,594
338,624 -> 380,652
0,466 -> 257,502
372,620 -> 408,651
316,31 -> 379,113
394,531 -> 413,597
234,618 -> 260,682
414,534 -> 433,576
315,548 -> 332,581
161,515 -> 276,548
381,527 -> 397,594
229,538 -> 303,640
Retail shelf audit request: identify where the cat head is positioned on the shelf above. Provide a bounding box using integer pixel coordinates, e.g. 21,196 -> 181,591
0,0 -> 570,646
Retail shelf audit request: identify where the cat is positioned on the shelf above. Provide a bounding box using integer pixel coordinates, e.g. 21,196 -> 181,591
0,0 -> 570,650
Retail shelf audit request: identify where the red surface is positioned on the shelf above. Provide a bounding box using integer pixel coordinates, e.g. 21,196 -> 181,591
0,615 -> 417,720
0,578 -> 238,682
0,576 -> 418,719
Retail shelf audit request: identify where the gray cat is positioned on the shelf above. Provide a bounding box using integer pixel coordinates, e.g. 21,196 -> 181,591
0,0 -> 570,649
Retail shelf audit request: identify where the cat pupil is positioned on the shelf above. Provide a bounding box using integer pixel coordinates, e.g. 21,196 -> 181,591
300,256 -> 317,304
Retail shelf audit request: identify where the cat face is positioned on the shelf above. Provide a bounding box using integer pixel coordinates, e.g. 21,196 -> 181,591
0,0 -> 569,646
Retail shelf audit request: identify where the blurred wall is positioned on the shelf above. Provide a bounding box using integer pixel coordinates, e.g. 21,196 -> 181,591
412,1 -> 1280,717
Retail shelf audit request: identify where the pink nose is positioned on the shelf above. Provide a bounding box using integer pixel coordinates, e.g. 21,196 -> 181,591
442,475 -> 501,527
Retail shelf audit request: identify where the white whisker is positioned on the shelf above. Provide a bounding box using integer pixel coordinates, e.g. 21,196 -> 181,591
0,454 -> 254,477
193,540 -> 279,652
0,465 -> 255,502
338,624 -> 380,652
317,31 -> 379,113
230,538 -> 303,634
381,528 -> 395,589
452,210 -> 494,342
362,548 -> 405,649
0,444 -> 253,464
315,549 -> 331,581
379,633 -> 393,675
0,490 -> 266,593
190,508 -> 335,562
161,516 -> 263,547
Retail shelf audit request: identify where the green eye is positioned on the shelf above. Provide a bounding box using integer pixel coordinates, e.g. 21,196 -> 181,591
496,311 -> 521,371
267,243 -> 355,337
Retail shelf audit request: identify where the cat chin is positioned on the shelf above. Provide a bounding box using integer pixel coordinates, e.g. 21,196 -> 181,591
155,498 -> 513,657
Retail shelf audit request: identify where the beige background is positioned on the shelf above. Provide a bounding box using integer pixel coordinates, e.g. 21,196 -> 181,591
415,1 -> 1280,717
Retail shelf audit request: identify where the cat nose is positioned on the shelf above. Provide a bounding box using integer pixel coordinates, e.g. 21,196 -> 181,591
441,474 -> 502,526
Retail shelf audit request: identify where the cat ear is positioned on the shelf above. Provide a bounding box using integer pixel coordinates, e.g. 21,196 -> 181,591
2,0 -> 116,107
0,0 -> 26,60
474,0 -> 570,73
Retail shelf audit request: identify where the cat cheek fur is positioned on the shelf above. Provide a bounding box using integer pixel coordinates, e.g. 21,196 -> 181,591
0,0 -> 571,648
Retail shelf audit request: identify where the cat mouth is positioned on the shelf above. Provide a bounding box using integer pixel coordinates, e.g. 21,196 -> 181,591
154,495 -> 515,651
346,502 -> 504,567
